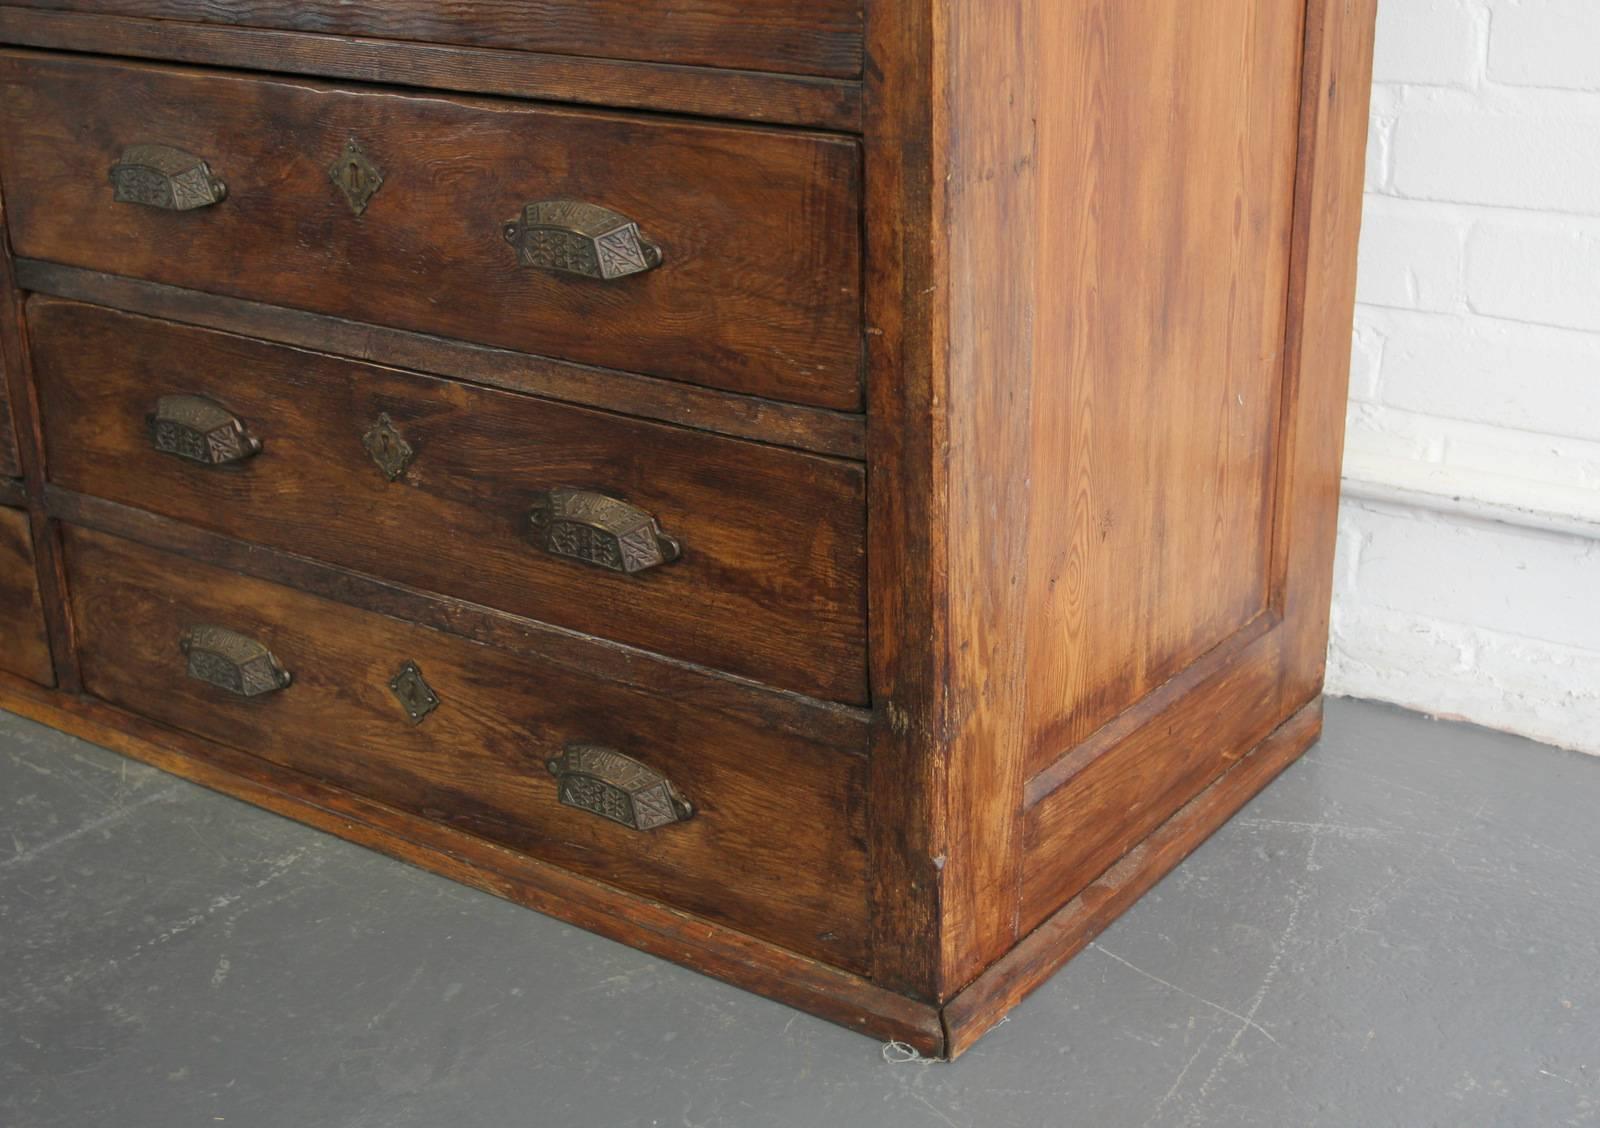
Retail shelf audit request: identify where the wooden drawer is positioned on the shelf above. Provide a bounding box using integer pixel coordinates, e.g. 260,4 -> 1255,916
31,299 -> 868,703
0,506 -> 53,686
62,524 -> 870,969
0,51 -> 864,411
2,1 -> 864,79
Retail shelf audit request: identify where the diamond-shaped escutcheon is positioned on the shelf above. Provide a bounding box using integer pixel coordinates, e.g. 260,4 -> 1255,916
388,661 -> 440,725
329,138 -> 384,216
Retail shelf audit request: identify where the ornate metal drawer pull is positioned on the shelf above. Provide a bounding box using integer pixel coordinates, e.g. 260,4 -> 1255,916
148,395 -> 262,467
528,488 -> 682,575
180,625 -> 292,698
110,144 -> 228,211
502,200 -> 663,281
547,745 -> 693,832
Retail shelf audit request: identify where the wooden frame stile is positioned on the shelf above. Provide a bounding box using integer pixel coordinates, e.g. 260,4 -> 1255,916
861,0 -> 950,1024
0,174 -> 74,690
864,0 -> 1043,1047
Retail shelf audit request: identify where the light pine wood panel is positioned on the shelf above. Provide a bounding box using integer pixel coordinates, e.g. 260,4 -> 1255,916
1023,0 -> 1310,776
1017,0 -> 1375,952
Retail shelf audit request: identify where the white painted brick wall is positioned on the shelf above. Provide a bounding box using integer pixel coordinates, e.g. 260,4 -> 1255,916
1330,0 -> 1600,753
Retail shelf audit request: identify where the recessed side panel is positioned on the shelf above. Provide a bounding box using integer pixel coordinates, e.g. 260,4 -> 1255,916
1019,0 -> 1376,939
1024,0 -> 1310,775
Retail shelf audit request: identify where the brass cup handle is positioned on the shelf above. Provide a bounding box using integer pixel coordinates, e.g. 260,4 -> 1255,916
528,488 -> 682,576
180,625 -> 292,698
502,199 -> 663,281
547,744 -> 694,832
148,395 -> 262,467
110,144 -> 228,211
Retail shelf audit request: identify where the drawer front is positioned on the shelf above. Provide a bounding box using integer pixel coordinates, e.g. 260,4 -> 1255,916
63,525 -> 871,970
31,299 -> 868,704
0,507 -> 53,686
3,1 -> 864,79
0,52 -> 864,411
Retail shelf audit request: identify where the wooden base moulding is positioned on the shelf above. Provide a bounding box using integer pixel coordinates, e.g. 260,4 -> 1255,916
0,671 -> 1322,1059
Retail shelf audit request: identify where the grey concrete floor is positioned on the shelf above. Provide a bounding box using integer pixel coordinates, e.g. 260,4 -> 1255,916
1,699 -> 1597,1127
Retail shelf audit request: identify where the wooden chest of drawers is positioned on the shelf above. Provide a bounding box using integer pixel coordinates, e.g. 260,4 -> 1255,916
0,1 -> 1377,1057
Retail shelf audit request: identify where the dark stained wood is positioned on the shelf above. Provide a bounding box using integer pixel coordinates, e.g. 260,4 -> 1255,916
0,8 -> 863,132
0,505 -> 52,684
0,160 -> 78,690
63,524 -> 871,970
31,298 -> 868,702
943,698 -> 1323,1059
0,478 -> 23,506
15,262 -> 866,460
0,365 -> 16,477
0,52 -> 865,410
861,0 -> 947,1003
43,486 -> 870,751
2,0 -> 862,78
0,670 -> 943,1057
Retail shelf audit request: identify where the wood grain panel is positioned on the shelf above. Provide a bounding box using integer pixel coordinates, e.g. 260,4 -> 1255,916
1020,630 -> 1289,931
30,298 -> 868,703
0,7 -> 862,131
1022,1 -> 1310,775
1016,0 -> 1375,954
0,52 -> 864,410
2,0 -> 863,78
946,698 -> 1322,1059
0,505 -> 51,684
15,262 -> 866,460
44,486 -> 870,752
63,525 -> 871,970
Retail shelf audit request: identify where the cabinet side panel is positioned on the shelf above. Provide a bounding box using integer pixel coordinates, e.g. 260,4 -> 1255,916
1018,0 -> 1376,937
1024,0 -> 1310,775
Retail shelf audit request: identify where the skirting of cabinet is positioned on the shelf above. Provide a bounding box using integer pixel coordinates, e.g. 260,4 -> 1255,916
0,669 -> 1323,1059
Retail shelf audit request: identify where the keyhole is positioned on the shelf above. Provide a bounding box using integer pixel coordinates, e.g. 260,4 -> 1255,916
345,162 -> 363,191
